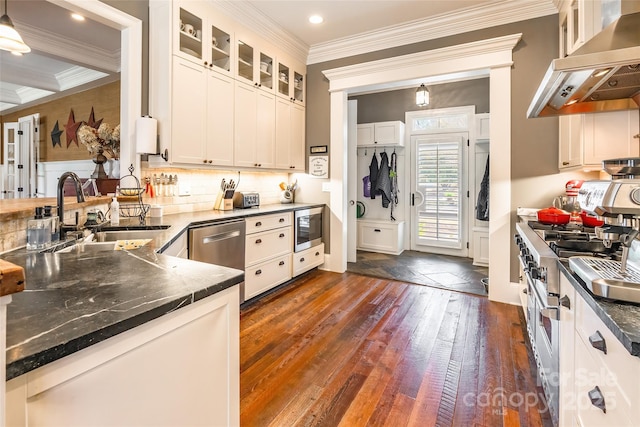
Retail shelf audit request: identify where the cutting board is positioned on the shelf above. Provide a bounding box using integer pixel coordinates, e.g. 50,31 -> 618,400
0,259 -> 25,296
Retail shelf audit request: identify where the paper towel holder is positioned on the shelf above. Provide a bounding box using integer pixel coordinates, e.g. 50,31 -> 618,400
136,115 -> 168,162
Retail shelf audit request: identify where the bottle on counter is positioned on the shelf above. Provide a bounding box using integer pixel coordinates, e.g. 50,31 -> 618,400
43,205 -> 59,244
110,196 -> 120,226
27,207 -> 52,251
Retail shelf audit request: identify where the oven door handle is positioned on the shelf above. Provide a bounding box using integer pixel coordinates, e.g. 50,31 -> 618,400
530,277 -> 559,320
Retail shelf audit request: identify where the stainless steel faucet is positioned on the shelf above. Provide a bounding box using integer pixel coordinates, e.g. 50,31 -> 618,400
57,171 -> 85,240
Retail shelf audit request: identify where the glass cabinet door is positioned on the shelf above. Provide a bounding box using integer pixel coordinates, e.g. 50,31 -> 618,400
237,39 -> 254,82
210,25 -> 231,73
177,7 -> 203,62
259,52 -> 274,91
293,71 -> 304,103
277,62 -> 290,98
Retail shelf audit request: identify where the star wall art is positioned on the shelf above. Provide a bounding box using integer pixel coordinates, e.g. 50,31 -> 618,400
86,107 -> 103,129
50,120 -> 63,147
63,109 -> 82,148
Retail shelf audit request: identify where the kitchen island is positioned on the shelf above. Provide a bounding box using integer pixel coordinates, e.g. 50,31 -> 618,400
2,241 -> 243,426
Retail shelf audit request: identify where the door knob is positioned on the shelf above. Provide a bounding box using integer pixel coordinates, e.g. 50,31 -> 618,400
349,200 -> 355,205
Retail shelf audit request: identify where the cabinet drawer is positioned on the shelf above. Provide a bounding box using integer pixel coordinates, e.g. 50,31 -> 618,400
245,226 -> 291,266
245,255 -> 291,300
293,243 -> 324,276
357,220 -> 404,255
575,296 -> 640,417
574,334 -> 633,427
246,212 -> 292,233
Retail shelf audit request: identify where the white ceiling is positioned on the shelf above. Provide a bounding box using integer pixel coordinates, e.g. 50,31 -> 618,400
244,0 -> 495,47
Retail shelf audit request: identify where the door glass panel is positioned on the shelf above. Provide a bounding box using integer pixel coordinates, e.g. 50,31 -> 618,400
415,137 -> 462,248
412,114 -> 468,132
293,71 -> 303,102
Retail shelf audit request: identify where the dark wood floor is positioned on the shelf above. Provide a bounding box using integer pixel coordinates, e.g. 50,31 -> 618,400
240,270 -> 552,427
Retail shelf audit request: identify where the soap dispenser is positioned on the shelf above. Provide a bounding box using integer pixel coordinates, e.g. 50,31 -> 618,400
27,207 -> 52,251
110,196 -> 120,225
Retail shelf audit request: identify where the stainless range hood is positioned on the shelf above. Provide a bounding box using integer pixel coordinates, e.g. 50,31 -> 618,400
527,10 -> 640,118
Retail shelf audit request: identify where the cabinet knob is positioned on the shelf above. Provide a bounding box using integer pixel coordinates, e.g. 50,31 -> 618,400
300,257 -> 305,262
279,233 -> 285,238
589,330 -> 607,354
559,295 -> 571,309
204,61 -> 208,66
254,82 -> 259,87
588,386 -> 606,413
209,63 -> 213,68
208,160 -> 212,164
279,260 -> 285,266
315,251 -> 320,256
203,160 -> 208,163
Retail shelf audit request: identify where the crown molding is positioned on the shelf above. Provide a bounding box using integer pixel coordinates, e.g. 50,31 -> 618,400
308,0 -> 558,65
56,67 -> 109,91
15,20 -> 120,73
211,0 -> 309,65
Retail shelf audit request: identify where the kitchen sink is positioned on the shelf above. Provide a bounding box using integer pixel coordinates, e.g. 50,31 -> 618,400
94,227 -> 169,242
57,242 -> 118,254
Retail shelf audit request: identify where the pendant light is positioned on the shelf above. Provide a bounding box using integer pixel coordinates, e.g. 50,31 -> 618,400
0,0 -> 31,54
416,83 -> 429,107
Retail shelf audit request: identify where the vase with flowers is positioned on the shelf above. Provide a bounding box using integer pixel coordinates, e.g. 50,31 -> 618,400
78,123 -> 120,179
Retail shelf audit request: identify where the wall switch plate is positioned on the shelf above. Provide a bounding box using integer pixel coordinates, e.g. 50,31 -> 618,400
322,182 -> 331,192
178,184 -> 191,196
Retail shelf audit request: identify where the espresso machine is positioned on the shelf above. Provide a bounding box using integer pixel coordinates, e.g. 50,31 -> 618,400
570,158 -> 640,303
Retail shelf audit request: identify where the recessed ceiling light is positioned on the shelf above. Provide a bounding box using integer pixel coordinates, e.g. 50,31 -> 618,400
71,13 -> 85,21
309,15 -> 323,24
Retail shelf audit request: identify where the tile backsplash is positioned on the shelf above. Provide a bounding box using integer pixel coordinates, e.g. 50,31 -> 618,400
139,167 -> 291,214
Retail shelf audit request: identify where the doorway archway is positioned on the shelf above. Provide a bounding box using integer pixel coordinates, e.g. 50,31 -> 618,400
322,33 -> 521,304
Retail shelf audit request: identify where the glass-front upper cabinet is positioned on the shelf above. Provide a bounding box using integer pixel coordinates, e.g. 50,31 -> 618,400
276,60 -> 305,106
174,4 -> 232,76
236,36 -> 274,93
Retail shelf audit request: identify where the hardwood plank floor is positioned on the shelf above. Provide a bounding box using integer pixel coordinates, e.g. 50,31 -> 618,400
240,270 -> 552,427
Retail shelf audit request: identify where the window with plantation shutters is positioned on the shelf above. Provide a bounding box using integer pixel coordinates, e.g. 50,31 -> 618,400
415,135 -> 463,249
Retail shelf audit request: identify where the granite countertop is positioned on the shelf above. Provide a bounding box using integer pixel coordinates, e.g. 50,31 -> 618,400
3,203 -> 323,380
559,261 -> 640,357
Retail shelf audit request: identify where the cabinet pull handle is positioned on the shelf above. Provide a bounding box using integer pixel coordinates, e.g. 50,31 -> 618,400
559,295 -> 571,309
255,222 -> 262,227
562,161 -> 570,166
588,386 -> 606,413
279,233 -> 285,238
374,229 -> 381,232
255,239 -> 262,244
255,269 -> 262,275
279,218 -> 285,222
300,257 -> 305,262
315,252 -> 320,256
589,331 -> 607,354
279,261 -> 285,266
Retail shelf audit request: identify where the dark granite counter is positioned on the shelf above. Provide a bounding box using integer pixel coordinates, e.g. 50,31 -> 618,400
559,261 -> 640,357
3,203 -> 323,380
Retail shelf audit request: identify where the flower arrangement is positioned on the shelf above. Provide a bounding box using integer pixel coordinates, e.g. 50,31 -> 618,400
77,123 -> 120,159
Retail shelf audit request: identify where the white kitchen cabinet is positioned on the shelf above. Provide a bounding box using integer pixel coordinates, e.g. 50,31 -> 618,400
275,60 -> 305,106
293,243 -> 325,276
582,110 -> 640,167
559,274 -> 576,427
558,0 -> 602,56
357,121 -> 405,147
149,0 -> 306,171
558,110 -> 639,170
275,98 -> 305,171
476,113 -> 490,140
6,285 -> 240,426
234,81 -> 276,169
235,32 -> 275,94
244,212 -> 292,301
559,115 -> 584,169
559,272 -> 640,426
357,219 -> 404,255
472,227 -> 489,267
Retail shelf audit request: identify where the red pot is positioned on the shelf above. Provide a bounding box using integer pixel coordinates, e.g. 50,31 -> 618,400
579,210 -> 604,227
537,207 -> 571,225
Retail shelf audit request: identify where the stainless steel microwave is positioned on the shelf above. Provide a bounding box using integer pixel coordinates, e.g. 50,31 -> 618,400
294,207 -> 323,252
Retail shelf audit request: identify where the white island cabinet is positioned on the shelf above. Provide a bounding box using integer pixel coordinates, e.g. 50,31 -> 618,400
6,285 -> 240,426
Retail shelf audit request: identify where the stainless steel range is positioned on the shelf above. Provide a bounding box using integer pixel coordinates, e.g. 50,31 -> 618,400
515,222 -> 560,426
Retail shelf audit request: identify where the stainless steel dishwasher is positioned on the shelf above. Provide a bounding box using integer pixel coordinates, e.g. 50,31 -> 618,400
189,219 -> 246,301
